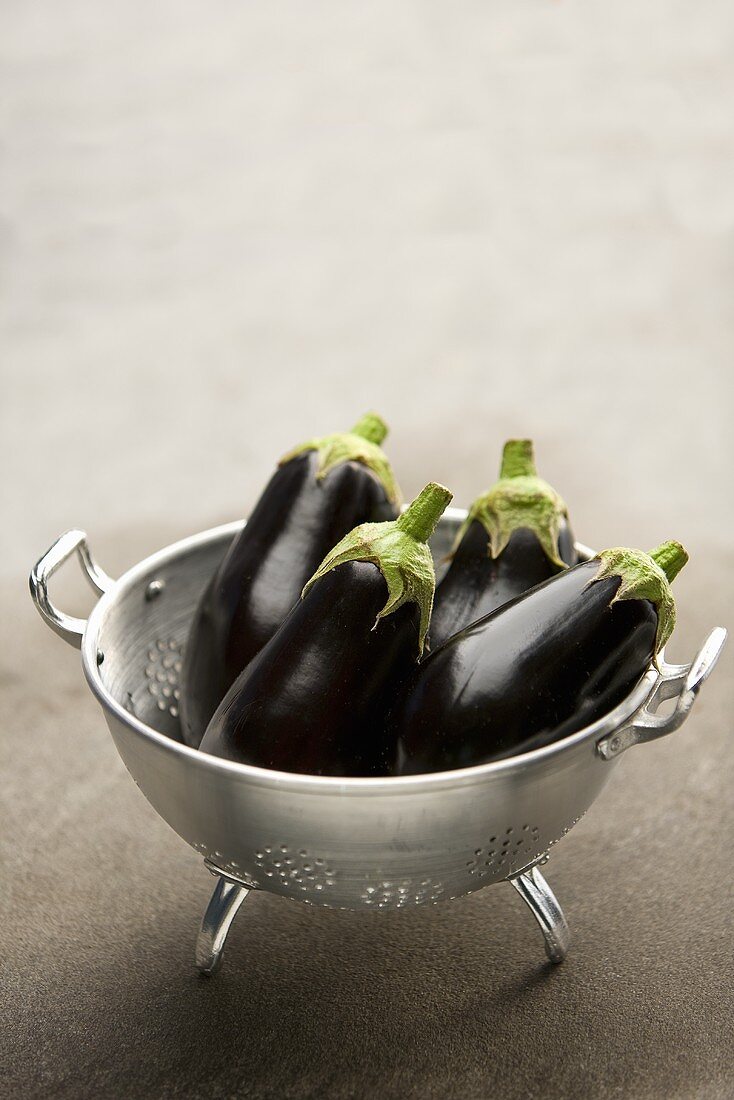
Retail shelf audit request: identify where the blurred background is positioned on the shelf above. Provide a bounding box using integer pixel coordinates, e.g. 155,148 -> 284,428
3,1 -> 733,581
2,3 -> 733,1098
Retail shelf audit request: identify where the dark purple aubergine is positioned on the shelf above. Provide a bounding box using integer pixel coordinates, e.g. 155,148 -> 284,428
429,439 -> 576,650
180,413 -> 400,748
393,541 -> 688,775
200,483 -> 452,776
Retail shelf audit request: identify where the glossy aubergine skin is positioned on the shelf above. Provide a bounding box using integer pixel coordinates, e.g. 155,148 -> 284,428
200,561 -> 420,776
393,560 -> 658,775
428,519 -> 577,651
180,453 -> 396,748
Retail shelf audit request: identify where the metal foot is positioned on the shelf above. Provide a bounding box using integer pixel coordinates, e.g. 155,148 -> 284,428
196,874 -> 250,975
510,864 -> 570,964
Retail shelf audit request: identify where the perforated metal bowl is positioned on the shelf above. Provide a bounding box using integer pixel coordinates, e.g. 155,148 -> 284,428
30,511 -> 725,973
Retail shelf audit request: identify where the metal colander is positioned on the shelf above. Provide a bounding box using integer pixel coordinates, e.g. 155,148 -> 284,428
30,511 -> 725,974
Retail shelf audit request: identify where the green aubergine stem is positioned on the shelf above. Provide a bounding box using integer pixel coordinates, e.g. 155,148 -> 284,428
350,411 -> 388,445
303,482 -> 453,655
278,411 -> 400,504
650,540 -> 689,584
395,482 -> 453,542
590,540 -> 689,657
452,438 -> 569,568
499,438 -> 537,479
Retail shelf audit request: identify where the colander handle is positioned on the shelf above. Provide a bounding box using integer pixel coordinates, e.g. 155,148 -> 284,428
29,529 -> 114,649
597,627 -> 727,760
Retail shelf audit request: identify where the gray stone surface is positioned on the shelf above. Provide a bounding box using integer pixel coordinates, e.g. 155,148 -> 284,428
2,3 -> 733,1097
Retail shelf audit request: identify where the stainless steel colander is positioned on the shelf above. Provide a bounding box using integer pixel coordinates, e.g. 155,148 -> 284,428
30,511 -> 726,974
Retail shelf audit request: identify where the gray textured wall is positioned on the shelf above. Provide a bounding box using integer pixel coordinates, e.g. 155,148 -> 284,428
3,1 -> 733,579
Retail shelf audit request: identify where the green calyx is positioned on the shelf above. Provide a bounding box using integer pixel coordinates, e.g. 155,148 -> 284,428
452,439 -> 569,568
302,482 -> 453,655
278,412 -> 401,504
589,540 -> 689,656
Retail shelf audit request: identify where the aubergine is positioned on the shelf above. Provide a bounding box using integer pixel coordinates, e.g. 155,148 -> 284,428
180,413 -> 401,748
392,541 -> 688,775
200,483 -> 453,776
429,439 -> 576,650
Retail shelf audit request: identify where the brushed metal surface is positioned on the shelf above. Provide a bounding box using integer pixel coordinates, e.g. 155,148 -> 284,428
31,513 -> 724,912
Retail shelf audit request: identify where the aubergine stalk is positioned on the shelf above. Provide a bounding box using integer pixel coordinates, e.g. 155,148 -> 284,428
429,439 -> 576,650
392,540 -> 688,775
180,413 -> 401,748
200,483 -> 453,776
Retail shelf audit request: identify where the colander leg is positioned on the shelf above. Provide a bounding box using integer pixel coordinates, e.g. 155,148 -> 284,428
196,875 -> 250,976
510,864 -> 570,964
